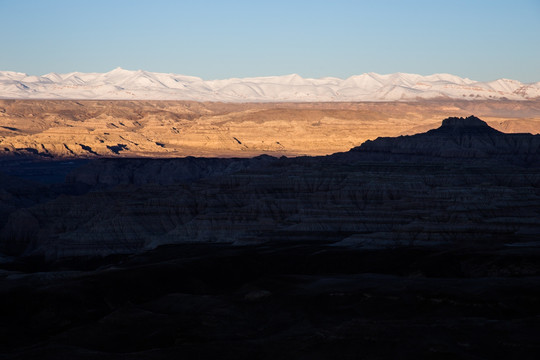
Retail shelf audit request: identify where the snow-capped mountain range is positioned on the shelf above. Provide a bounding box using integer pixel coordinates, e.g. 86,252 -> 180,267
1,67 -> 539,102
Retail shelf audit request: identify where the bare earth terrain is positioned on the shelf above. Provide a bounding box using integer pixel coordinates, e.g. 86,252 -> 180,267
1,99 -> 540,158
2,102 -> 540,359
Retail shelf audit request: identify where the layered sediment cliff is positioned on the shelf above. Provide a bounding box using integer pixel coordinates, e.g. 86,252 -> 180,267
1,100 -> 540,158
1,116 -> 539,258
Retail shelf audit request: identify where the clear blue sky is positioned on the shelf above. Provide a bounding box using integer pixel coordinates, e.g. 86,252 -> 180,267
1,0 -> 539,82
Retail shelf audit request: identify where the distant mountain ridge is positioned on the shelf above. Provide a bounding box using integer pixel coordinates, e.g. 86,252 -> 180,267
1,68 -> 539,101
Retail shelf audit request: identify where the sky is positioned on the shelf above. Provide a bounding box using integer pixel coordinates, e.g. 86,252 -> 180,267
1,0 -> 539,82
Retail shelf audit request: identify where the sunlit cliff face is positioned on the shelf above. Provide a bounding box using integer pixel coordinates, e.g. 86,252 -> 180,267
1,99 -> 540,159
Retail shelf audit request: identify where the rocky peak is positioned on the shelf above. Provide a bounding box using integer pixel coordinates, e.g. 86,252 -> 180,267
441,116 -> 488,128
430,115 -> 502,136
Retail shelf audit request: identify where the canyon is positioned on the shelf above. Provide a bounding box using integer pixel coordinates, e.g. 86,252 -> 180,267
1,115 -> 540,258
1,109 -> 540,359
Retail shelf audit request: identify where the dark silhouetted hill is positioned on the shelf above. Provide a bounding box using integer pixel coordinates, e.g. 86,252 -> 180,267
346,115 -> 540,161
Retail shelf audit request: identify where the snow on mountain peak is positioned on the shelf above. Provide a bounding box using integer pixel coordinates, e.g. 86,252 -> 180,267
0,68 -> 538,102
110,67 -> 128,72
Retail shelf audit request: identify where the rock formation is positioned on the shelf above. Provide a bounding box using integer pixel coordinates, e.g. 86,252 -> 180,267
2,115 -> 540,359
1,116 -> 540,258
1,100 -> 540,159
347,115 -> 540,162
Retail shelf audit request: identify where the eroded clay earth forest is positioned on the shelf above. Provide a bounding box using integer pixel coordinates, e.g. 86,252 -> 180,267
1,100 -> 540,359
